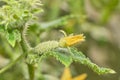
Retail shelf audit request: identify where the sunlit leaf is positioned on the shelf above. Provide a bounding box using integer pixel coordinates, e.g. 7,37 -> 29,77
69,47 -> 116,74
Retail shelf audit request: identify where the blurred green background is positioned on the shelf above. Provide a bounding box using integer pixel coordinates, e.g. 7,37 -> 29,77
0,0 -> 120,80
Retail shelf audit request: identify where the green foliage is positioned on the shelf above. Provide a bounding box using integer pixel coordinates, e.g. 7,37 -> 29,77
45,47 -> 115,74
68,0 -> 85,14
0,0 -> 118,80
90,0 -> 119,24
40,15 -> 77,29
0,0 -> 43,29
27,47 -> 115,74
100,0 -> 119,23
47,51 -> 73,67
69,48 -> 115,74
6,30 -> 21,47
0,0 -> 43,47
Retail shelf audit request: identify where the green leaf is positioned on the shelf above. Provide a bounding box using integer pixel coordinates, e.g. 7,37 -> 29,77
40,14 -> 76,29
6,30 -> 21,47
69,48 -> 116,74
13,30 -> 21,42
100,0 -> 119,24
0,26 -> 4,33
47,51 -> 73,67
6,31 -> 16,47
26,50 -> 73,66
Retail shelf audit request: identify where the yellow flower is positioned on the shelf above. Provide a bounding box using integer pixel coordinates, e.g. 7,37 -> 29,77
61,68 -> 72,80
59,34 -> 85,47
61,67 -> 87,80
73,74 -> 87,80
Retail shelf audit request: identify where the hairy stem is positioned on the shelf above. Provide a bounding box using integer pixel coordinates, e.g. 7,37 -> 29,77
21,25 -> 36,80
22,24 -> 32,50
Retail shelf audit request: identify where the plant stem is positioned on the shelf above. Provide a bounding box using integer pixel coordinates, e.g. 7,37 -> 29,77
27,64 -> 35,80
21,26 -> 36,80
0,53 -> 25,74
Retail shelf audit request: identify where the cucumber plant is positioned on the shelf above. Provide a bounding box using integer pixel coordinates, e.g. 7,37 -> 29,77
0,0 -> 115,80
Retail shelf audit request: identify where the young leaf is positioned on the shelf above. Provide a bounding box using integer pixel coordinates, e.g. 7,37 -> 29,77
13,30 -> 21,42
47,51 -> 73,67
6,31 -> 16,47
69,48 -> 116,74
6,30 -> 21,47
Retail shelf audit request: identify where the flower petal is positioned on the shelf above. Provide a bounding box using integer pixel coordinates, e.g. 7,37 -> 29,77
59,34 -> 85,47
61,68 -> 72,80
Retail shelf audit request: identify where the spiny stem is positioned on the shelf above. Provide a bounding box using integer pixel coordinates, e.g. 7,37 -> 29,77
0,53 -> 25,74
22,24 -> 32,50
21,26 -> 36,80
